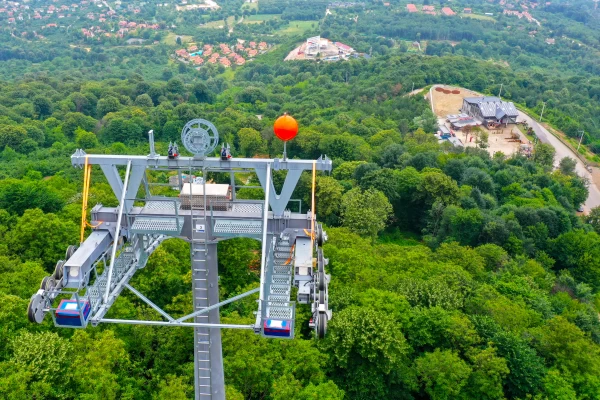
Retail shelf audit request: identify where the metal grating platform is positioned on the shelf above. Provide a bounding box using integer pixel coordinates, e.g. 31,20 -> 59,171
130,217 -> 184,235
142,200 -> 179,213
212,219 -> 262,236
231,203 -> 263,214
267,305 -> 294,319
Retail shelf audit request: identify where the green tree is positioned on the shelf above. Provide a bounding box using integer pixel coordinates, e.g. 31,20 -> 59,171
464,347 -> 509,400
323,306 -> 413,398
97,96 -> 122,118
340,188 -> 392,241
415,349 -> 472,400
68,330 -> 129,400
134,93 -> 154,107
0,125 -> 26,151
558,157 -> 577,176
534,143 -> 556,168
6,209 -> 78,269
153,375 -> 191,400
238,128 -> 266,157
32,96 -> 53,119
62,112 -> 97,138
75,127 -> 99,149
313,176 -> 344,224
417,170 -> 460,207
584,206 -> 600,233
550,229 -> 600,289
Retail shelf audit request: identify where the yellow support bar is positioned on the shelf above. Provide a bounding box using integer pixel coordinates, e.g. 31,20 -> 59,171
80,157 -> 92,244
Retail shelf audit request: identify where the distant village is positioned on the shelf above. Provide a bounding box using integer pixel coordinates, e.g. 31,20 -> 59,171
174,40 -> 270,69
0,0 -> 169,40
405,0 -> 543,25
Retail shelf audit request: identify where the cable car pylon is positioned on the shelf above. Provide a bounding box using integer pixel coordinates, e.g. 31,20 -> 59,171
27,116 -> 332,400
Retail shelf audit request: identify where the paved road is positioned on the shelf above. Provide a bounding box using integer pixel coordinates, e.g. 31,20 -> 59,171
518,111 -> 600,211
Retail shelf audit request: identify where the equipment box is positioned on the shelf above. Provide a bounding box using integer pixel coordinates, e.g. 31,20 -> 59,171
179,183 -> 231,210
55,299 -> 91,327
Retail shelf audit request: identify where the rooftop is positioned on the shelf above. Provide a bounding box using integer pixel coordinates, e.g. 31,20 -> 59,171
464,97 -> 519,118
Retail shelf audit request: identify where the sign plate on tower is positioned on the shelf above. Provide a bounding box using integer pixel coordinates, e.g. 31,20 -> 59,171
181,119 -> 219,158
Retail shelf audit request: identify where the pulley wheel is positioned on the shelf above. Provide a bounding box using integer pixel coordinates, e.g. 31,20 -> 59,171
27,294 -> 45,324
317,313 -> 327,339
318,287 -> 326,305
54,260 -> 65,280
66,245 -> 78,260
316,223 -> 325,246
41,276 -> 56,292
318,270 -> 326,292
317,248 -> 324,274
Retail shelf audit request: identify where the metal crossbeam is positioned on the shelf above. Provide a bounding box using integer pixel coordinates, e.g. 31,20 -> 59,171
104,160 -> 132,304
72,152 -> 332,172
176,287 -> 260,323
100,319 -> 254,329
125,284 -> 175,322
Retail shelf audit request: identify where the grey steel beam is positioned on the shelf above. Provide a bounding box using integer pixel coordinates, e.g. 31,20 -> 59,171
72,152 -> 332,173
125,283 -> 175,322
176,287 -> 259,323
256,167 -> 303,217
104,160 -> 132,304
124,165 -> 146,211
100,164 -> 124,200
258,164 -> 271,310
100,319 -> 254,329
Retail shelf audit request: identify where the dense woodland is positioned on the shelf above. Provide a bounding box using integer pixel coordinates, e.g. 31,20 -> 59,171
1,0 -> 600,399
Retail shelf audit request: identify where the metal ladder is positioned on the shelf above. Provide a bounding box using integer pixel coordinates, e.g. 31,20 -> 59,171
189,165 -> 212,399
264,234 -> 295,325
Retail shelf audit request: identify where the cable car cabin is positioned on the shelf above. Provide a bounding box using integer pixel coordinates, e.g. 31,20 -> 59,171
54,299 -> 91,327
263,319 -> 293,338
179,183 -> 231,211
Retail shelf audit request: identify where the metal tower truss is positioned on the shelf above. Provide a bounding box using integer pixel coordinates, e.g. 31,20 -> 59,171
27,131 -> 333,400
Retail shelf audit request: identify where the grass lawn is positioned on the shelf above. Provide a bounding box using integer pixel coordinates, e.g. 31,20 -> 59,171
202,19 -> 226,28
461,13 -> 496,22
219,68 -> 235,81
163,32 -> 193,45
242,14 -> 280,24
275,20 -> 317,36
241,0 -> 259,11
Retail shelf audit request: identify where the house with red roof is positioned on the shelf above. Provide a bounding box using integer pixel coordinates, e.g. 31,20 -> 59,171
407,4 -> 417,12
176,49 -> 189,57
219,57 -> 231,67
441,7 -> 455,16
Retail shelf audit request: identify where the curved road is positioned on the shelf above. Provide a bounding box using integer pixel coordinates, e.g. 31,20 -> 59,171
518,111 -> 600,211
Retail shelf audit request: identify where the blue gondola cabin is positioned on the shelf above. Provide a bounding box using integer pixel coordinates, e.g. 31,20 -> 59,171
55,299 -> 91,327
263,319 -> 292,338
